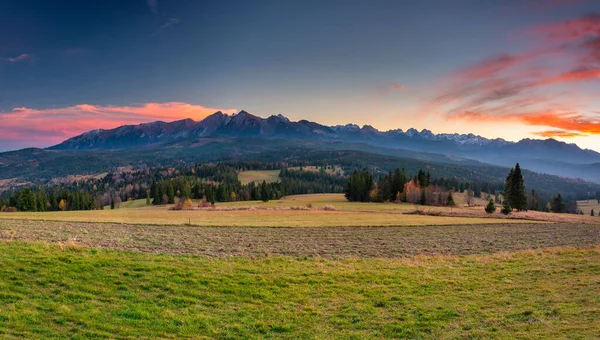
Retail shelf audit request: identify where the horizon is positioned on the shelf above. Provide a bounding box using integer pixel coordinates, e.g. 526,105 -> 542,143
1,0 -> 599,152
7,109 -> 597,153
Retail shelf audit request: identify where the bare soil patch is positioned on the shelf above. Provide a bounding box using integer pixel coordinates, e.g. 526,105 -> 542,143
1,220 -> 598,258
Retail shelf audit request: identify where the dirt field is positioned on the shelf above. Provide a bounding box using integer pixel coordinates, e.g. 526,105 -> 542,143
2,220 -> 598,258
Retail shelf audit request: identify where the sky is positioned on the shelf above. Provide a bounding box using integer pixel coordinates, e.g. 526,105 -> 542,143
1,0 -> 599,152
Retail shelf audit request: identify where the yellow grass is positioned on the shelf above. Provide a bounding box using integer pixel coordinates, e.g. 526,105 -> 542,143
3,194 -> 591,227
237,170 -> 280,185
577,199 -> 600,216
0,206 -> 531,227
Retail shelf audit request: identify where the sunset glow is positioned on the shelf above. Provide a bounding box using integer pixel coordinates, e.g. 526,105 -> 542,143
1,1 -> 599,151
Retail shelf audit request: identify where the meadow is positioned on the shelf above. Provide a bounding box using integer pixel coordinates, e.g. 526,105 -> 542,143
0,242 -> 599,339
4,193 -> 597,227
237,170 -> 281,185
1,193 -> 599,338
577,199 -> 600,216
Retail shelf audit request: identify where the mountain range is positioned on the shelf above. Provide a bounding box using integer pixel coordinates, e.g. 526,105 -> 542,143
47,110 -> 600,183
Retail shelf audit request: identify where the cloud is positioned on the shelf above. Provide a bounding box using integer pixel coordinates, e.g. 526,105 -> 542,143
432,13 -> 600,136
0,102 -> 237,149
392,83 -> 406,90
147,0 -> 158,14
448,110 -> 600,136
153,18 -> 180,36
1,54 -> 33,63
531,130 -> 587,138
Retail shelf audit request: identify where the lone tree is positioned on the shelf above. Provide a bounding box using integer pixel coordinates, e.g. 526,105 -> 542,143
504,163 -> 527,211
485,198 -> 496,214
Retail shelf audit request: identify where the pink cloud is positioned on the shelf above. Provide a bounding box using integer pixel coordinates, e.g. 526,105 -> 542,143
392,83 -> 406,90
431,13 -> 600,136
0,102 -> 237,149
2,54 -> 33,63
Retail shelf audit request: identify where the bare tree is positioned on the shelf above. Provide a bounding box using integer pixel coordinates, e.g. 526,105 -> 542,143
465,189 -> 474,207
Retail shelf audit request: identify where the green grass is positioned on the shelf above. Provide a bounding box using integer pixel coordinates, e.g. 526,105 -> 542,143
0,242 -> 599,338
238,170 -> 280,185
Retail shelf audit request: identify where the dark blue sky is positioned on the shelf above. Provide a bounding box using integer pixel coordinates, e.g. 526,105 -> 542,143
1,0 -> 599,151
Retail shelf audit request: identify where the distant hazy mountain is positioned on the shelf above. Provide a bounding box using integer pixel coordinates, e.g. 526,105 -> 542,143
46,110 -> 600,182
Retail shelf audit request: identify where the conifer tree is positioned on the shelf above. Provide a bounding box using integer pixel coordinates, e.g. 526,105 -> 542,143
511,163 -> 527,211
485,198 -> 496,214
260,180 -> 269,202
446,191 -> 455,206
17,188 -> 37,212
501,201 -> 512,215
167,182 -> 175,204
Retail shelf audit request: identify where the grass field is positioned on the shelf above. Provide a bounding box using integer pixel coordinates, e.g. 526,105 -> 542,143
237,170 -> 280,185
1,241 -> 599,338
4,193 -> 595,227
0,208 -> 527,227
577,199 -> 600,216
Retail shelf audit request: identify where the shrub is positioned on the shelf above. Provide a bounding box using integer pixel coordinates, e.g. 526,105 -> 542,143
306,203 -> 313,209
199,200 -> 213,208
323,204 -> 337,211
3,206 -> 17,213
484,199 -> 496,214
170,202 -> 185,210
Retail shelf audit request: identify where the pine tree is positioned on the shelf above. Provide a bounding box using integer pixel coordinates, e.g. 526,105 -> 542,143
446,191 -> 455,206
504,168 -> 514,206
591,209 -> 595,217
511,163 -> 527,211
110,199 -> 115,210
167,182 -> 175,204
501,201 -> 512,215
260,181 -> 269,202
37,188 -> 47,212
150,181 -> 157,201
154,183 -> 163,205
551,194 -> 565,213
485,198 -> 496,214
17,188 -> 37,212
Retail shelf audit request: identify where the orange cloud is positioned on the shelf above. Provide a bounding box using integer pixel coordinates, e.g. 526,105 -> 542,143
0,102 -> 237,149
448,110 -> 600,135
531,130 -> 587,138
434,13 -> 600,137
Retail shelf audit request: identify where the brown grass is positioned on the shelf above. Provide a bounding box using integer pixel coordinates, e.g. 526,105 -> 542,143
1,220 -> 597,258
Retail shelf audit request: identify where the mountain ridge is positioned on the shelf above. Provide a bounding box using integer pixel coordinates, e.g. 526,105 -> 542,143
49,110 -> 576,149
49,111 -> 600,162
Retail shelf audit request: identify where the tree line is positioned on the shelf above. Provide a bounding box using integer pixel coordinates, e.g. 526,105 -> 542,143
0,164 -> 347,212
